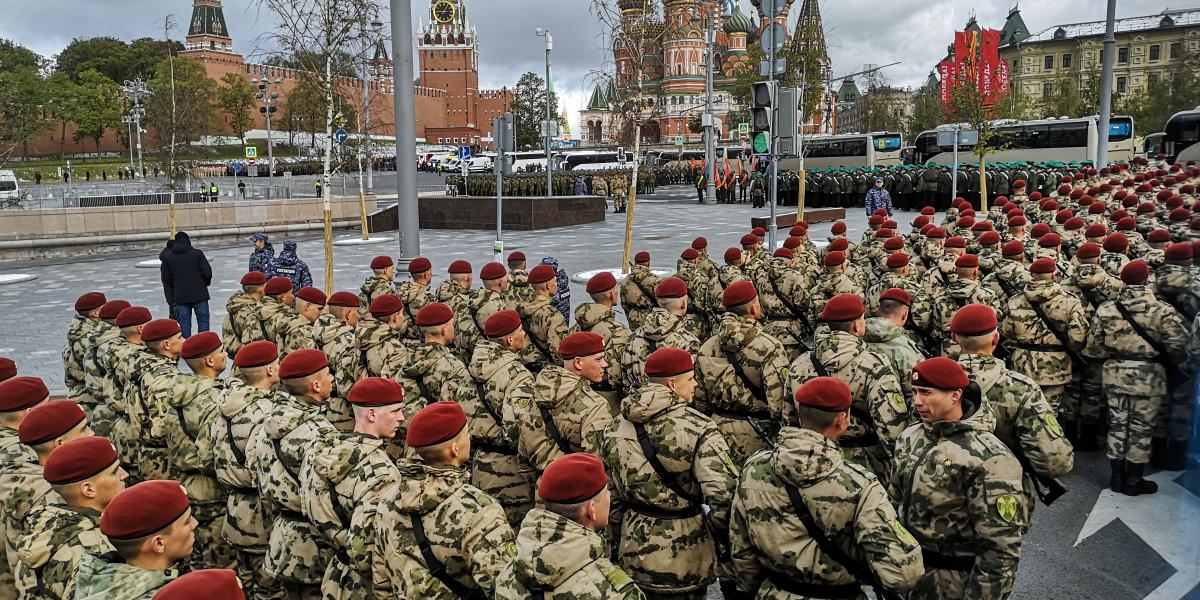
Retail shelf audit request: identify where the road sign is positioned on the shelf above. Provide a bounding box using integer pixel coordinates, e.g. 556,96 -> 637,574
244,147 -> 257,159
675,136 -> 684,146
248,158 -> 256,166
738,122 -> 750,135
760,23 -> 786,53
459,146 -> 472,160
334,128 -> 348,144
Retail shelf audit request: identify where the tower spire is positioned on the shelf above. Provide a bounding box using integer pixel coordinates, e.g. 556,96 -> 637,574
790,0 -> 829,74
184,0 -> 235,54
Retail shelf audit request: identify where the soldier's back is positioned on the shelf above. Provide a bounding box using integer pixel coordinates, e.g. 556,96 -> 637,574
15,502 -> 113,600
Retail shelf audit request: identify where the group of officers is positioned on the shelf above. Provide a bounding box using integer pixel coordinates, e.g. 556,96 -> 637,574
0,155 -> 1194,599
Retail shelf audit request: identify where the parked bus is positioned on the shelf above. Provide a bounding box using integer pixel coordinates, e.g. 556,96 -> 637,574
1156,108 -> 1200,164
908,115 -> 1135,166
561,151 -> 626,172
777,131 -> 904,171
0,170 -> 19,206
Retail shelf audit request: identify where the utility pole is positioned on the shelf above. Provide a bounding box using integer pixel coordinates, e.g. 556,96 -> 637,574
120,78 -> 149,179
768,16 -> 778,249
702,5 -> 716,205
391,0 -> 421,262
252,68 -> 282,186
536,28 -> 553,196
1096,0 -> 1117,167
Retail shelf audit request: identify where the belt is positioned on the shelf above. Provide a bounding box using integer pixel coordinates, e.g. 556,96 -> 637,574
229,486 -> 257,495
625,500 -> 702,519
839,431 -> 880,449
765,571 -> 862,599
1110,355 -> 1157,363
473,441 -> 518,456
142,441 -> 167,449
1012,343 -> 1065,352
276,509 -> 307,523
921,548 -> 974,571
711,408 -> 772,420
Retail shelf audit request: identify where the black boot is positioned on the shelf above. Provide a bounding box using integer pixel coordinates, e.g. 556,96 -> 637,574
1076,421 -> 1104,452
1120,461 -> 1158,496
1109,459 -> 1124,493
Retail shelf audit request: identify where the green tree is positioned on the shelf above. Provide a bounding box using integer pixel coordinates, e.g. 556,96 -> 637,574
146,56 -> 217,148
44,71 -> 78,157
858,88 -> 905,134
69,69 -> 122,157
509,72 -> 559,150
0,40 -> 50,159
217,72 -> 256,142
907,89 -> 945,142
55,37 -> 129,82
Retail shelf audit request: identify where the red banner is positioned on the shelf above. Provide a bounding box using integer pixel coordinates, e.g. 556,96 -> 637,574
942,27 -> 1009,109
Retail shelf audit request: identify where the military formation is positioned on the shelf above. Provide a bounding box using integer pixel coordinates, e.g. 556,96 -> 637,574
0,155 -> 1190,599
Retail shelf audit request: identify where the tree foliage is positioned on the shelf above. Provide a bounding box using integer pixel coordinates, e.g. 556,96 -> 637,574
510,72 -> 559,150
55,36 -> 179,83
217,72 -> 256,142
906,89 -> 944,142
0,40 -> 50,158
146,56 -> 217,148
69,69 -> 122,156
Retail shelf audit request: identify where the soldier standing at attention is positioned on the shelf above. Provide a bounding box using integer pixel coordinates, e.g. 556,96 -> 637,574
396,257 -> 434,340
707,248 -> 747,324
807,252 -> 865,325
621,277 -> 702,391
400,303 -> 476,429
278,287 -> 327,358
571,271 -> 631,414
508,251 -> 533,303
730,377 -> 923,599
14,436 -> 125,600
257,277 -> 298,346
136,319 -> 186,482
519,265 -> 569,372
459,262 -> 518,353
621,252 -> 661,331
864,288 -> 926,407
224,272 -> 267,358
691,237 -> 720,281
930,254 -> 1003,358
437,260 -> 474,360
357,295 -> 410,380
63,292 -> 106,413
358,256 -> 396,317
1083,260 -> 1188,496
676,249 -> 713,342
312,292 -> 362,403
889,357 -> 1027,600
494,453 -> 645,599
103,307 -> 154,481
0,376 -> 52,596
76,300 -> 128,433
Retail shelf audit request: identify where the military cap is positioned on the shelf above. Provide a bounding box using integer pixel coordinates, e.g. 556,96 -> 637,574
585,272 -> 617,294
234,341 -> 278,368
955,254 -> 980,268
248,233 -> 268,243
971,221 -> 994,232
369,255 -> 393,269
773,248 -> 793,259
1115,188 -> 1130,200
43,436 -> 119,485
19,400 -> 86,446
369,294 -> 403,318
956,216 -> 974,229
1165,243 -> 1193,262
920,224 -> 936,236
484,310 -> 522,338
348,377 -> 405,407
480,262 -> 507,281
823,251 -> 846,267
263,277 -> 293,296
1030,257 -> 1056,274
909,216 -> 927,228
789,225 -> 809,236
1136,203 -> 1156,215
153,569 -> 244,600
1157,189 -> 1174,202
1171,208 -> 1192,222
101,480 -> 190,540
739,233 -> 758,246
180,332 -> 222,360
527,264 -> 555,285
406,401 -> 467,448
539,452 -> 607,503
691,237 -> 709,249
327,291 -> 359,308
821,293 -> 864,322
926,227 -> 947,239
884,237 -> 904,251
868,215 -> 885,226
1182,184 -> 1196,194
1069,189 -> 1084,200
99,300 -> 132,321
74,292 -> 107,312
296,287 -> 327,306
1031,223 -> 1051,238
1088,203 -> 1107,216
278,348 -> 328,380
873,208 -> 890,217
448,260 -> 472,274
0,358 -> 14,382
507,251 -> 526,263
1121,259 -> 1150,285
721,280 -> 758,308
1123,196 -> 1140,209
953,197 -> 968,208
911,357 -> 970,391
414,302 -> 454,327
996,195 -> 1010,203
921,206 -> 937,215
1085,224 -> 1108,238
783,237 -> 802,249
1116,217 -> 1136,231
1012,179 -> 1026,189
240,272 -> 268,286
794,377 -> 852,412
114,307 -> 152,329
723,248 -> 742,264
644,347 -> 693,377
559,332 -> 605,359
1194,218 -> 1200,231
634,251 -> 651,264
828,239 -> 849,252
142,319 -> 181,343
1136,183 -> 1153,194
752,226 -> 767,236
1075,242 -> 1102,260
883,220 -> 898,230
944,236 -> 967,249
1008,216 -> 1027,227
885,253 -> 910,269
1079,195 -> 1095,206
1040,199 -> 1060,212
1103,233 -> 1129,253
879,287 -> 911,307
408,257 -> 432,274
1147,229 -> 1172,243
874,229 -> 893,239
1111,209 -> 1131,221
1167,196 -> 1185,208
1055,210 -> 1074,224
831,222 -> 847,234
1038,233 -> 1062,248
1029,192 -> 1043,201
681,248 -> 699,260
1057,184 -> 1072,195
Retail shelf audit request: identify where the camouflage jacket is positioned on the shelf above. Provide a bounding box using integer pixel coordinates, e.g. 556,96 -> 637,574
78,323 -> 119,404
135,353 -> 181,475
808,272 -> 866,325
707,265 -> 747,319
620,266 -> 661,330
864,317 -> 925,406
930,279 -> 1003,355
1000,280 -> 1088,386
366,462 -> 515,598
234,294 -> 270,347
355,318 -> 409,380
516,366 -> 614,472
66,553 -> 178,600
99,336 -> 151,416
257,295 -> 296,346
458,287 -> 519,354
494,508 -> 644,600
1153,263 -> 1200,322
730,427 -> 923,598
15,503 -> 113,600
888,393 -> 1027,600
277,313 -> 317,358
621,309 -> 701,391
1062,262 -> 1123,309
106,340 -> 157,467
597,383 -> 739,594
436,279 -> 474,359
509,269 -> 533,304
163,374 -> 228,505
519,295 -> 569,368
222,292 -> 258,358
358,276 -> 395,316
210,381 -> 279,550
756,258 -> 813,350
571,303 -> 631,395
401,342 -> 476,420
982,258 -> 1031,302
694,314 -> 790,464
300,431 -> 402,558
1082,285 -> 1189,397
312,313 -> 359,399
396,280 -> 433,340
63,315 -> 98,398
1099,251 -> 1130,280
0,436 -> 55,579
467,341 -> 531,451
676,260 -> 713,316
865,272 -> 935,345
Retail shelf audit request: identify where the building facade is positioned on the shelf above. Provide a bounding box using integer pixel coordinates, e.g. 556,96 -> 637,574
835,85 -> 915,135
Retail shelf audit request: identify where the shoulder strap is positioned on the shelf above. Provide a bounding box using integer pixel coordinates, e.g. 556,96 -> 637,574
632,274 -> 655,303
537,404 -> 574,454
473,380 -> 505,427
327,479 -> 352,528
633,422 -> 701,506
782,481 -> 883,589
174,404 -> 196,442
766,272 -> 804,318
521,315 -> 553,360
1114,302 -> 1169,358
412,373 -> 435,403
722,349 -> 767,402
408,513 -> 484,600
809,350 -> 829,377
1022,294 -> 1083,365
271,435 -> 302,485
223,414 -> 246,467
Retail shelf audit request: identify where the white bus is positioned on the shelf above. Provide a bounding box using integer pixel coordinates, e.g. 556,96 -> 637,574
778,131 -> 904,171
909,115 -> 1135,166
1157,108 -> 1200,164
0,170 -> 19,205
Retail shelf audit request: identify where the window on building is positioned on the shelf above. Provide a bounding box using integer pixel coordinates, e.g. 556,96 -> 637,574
1149,72 -> 1159,87
1171,42 -> 1182,59
1118,47 -> 1129,63
1042,82 -> 1053,97
1044,55 -> 1054,70
1149,44 -> 1161,61
1062,53 -> 1072,69
1116,76 -> 1127,94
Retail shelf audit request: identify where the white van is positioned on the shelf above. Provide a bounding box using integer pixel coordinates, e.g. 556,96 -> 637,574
466,157 -> 493,173
0,170 -> 19,204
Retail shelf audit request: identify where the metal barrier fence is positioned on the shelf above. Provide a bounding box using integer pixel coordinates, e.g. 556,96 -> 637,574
74,191 -> 206,208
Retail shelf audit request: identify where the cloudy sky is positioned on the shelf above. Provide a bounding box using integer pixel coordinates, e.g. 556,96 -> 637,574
0,0 -> 1181,133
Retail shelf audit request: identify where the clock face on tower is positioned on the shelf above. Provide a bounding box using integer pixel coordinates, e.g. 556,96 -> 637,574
432,0 -> 456,24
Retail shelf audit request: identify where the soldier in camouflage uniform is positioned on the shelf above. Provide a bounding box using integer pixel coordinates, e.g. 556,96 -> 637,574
363,402 -> 515,598
356,295 -> 410,380
598,348 -> 739,599
135,320 -> 186,482
396,257 -> 435,341
520,264 -> 570,371
695,281 -> 790,465
983,241 -> 1032,303
621,253 -> 661,331
401,304 -> 477,434
1150,242 -> 1200,469
707,249 -> 747,325
467,311 -> 539,529
930,255 -> 1003,358
1082,260 -> 1188,496
494,452 -> 644,599
676,250 -> 713,342
210,340 -> 286,600
77,300 -> 130,438
15,436 -> 124,600
456,262 -> 517,351
889,358 -> 1028,600
755,249 -> 813,359
620,278 -> 702,391
300,378 -> 406,600
807,252 -> 865,326
864,288 -> 927,407
572,272 -> 631,411
508,252 -> 533,304
247,349 -> 340,597
515,332 -> 615,473
223,272 -> 266,360
313,292 -> 363,405
1099,233 -> 1131,279
252,277 -> 297,347
0,376 -> 50,597
436,260 -> 475,361
63,293 -> 106,417
866,253 -> 937,355
1060,242 -> 1121,449
102,308 -> 155,483
358,256 -> 396,318
788,294 -> 909,481
611,174 -> 629,213
730,377 -> 923,600
278,287 -> 327,358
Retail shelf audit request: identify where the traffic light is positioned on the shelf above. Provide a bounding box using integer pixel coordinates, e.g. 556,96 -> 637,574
775,86 -> 797,156
750,81 -> 776,155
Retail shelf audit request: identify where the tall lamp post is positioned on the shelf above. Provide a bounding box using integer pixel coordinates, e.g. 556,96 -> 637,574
535,28 -> 553,196
700,1 -> 733,205
391,0 -> 421,262
251,69 -> 283,184
362,17 -> 383,195
120,79 -> 149,178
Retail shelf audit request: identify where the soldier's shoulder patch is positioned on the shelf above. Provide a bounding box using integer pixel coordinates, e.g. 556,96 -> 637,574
1041,412 -> 1064,438
779,367 -> 792,383
503,541 -> 517,558
888,392 -> 908,415
996,494 -> 1019,524
891,519 -> 918,547
604,565 -> 634,590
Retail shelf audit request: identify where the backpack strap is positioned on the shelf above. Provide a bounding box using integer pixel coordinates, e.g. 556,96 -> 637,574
537,404 -> 574,455
633,422 -> 702,507
409,513 -> 484,600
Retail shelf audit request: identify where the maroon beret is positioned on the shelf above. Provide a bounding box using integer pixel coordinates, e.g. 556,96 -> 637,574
790,224 -> 809,236
723,248 -> 742,264
180,332 -> 222,360
328,291 -> 360,308
821,293 -> 864,322
1029,192 -> 1043,201
1103,233 -> 1129,252
794,377 -> 852,412
1007,216 -> 1027,227
1089,203 -> 1107,215
879,288 -> 911,307
263,277 -> 293,296
634,251 -> 651,264
868,215 -> 885,225
1147,229 -> 1172,243
559,332 -> 605,359
921,206 -> 937,215
1075,242 -> 1102,260
772,248 -> 792,259
1064,217 -> 1085,231
99,300 -> 132,321
508,251 -> 526,263
1085,224 -> 1108,238
784,237 -> 802,250
240,272 -> 268,286
528,264 -> 556,285
43,436 -> 120,485
912,357 -> 970,390
115,307 -> 152,329
1030,257 -> 1057,274
740,233 -> 758,246
955,254 -> 980,268
884,237 -> 904,251
0,358 -> 14,382
681,248 -> 699,260
369,294 -> 404,318
886,253 -> 910,269
956,216 -> 974,228
874,228 -> 894,239
912,216 -> 930,229
1002,241 -> 1025,257
233,341 -> 278,368
1031,223 -> 1051,238
1038,233 -> 1062,248
414,303 -> 454,327
752,226 -> 767,236
277,348 -> 328,380
691,237 -> 708,249
1012,179 -> 1026,188
405,401 -> 467,448
824,251 -> 846,267
101,480 -> 190,540
644,347 -> 694,377
1136,183 -> 1153,194
944,236 -> 966,249
920,224 -> 936,235
370,255 -> 393,270
19,400 -> 86,446
408,257 -> 432,274
153,569 -> 244,600
448,260 -> 472,274
722,280 -> 758,308
348,377 -> 404,407
539,452 -> 607,503
1137,203 -> 1156,215
1057,184 -> 1072,195
1115,188 -> 1129,199
1171,208 -> 1192,222
585,272 -> 617,294
654,277 -> 687,299
979,231 -> 1001,246
484,310 -> 522,338
142,319 -> 181,343
828,238 -> 849,252
1165,243 -> 1194,262
1121,259 -> 1150,285
971,221 -> 994,232
480,262 -> 508,281
926,227 -> 947,239
295,287 -> 327,306
74,292 -> 107,312
831,222 -> 847,234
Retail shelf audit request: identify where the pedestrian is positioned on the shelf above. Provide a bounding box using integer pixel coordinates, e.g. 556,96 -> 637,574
85,170 -> 91,182
865,177 -> 893,217
34,172 -> 40,185
273,240 -> 313,292
158,239 -> 176,319
237,180 -> 246,198
541,256 -> 571,321
102,170 -> 107,181
247,232 -> 275,276
160,231 -> 213,338
575,175 -> 588,196
209,181 -> 218,202
315,179 -> 323,197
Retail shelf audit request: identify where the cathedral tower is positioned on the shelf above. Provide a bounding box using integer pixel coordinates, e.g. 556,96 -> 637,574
418,0 -> 480,130
183,0 -> 236,55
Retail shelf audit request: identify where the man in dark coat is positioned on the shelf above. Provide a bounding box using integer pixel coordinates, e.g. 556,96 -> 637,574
159,239 -> 176,318
160,231 -> 213,337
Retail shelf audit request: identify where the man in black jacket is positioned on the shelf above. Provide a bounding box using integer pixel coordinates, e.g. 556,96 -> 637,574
160,231 -> 213,337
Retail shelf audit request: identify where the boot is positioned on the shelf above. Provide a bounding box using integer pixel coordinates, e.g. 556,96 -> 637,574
1120,461 -> 1158,496
1109,459 -> 1124,493
1076,421 -> 1104,452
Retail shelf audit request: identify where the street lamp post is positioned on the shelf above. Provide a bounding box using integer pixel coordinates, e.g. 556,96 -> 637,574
536,28 -> 553,196
252,69 -> 283,185
391,0 -> 421,262
362,18 -> 383,195
120,79 -> 149,178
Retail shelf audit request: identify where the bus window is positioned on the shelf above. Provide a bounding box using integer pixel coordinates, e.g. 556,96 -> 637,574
1048,121 -> 1089,148
844,139 -> 867,157
873,134 -> 902,152
1024,125 -> 1050,148
1108,119 -> 1133,142
1172,114 -> 1200,144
